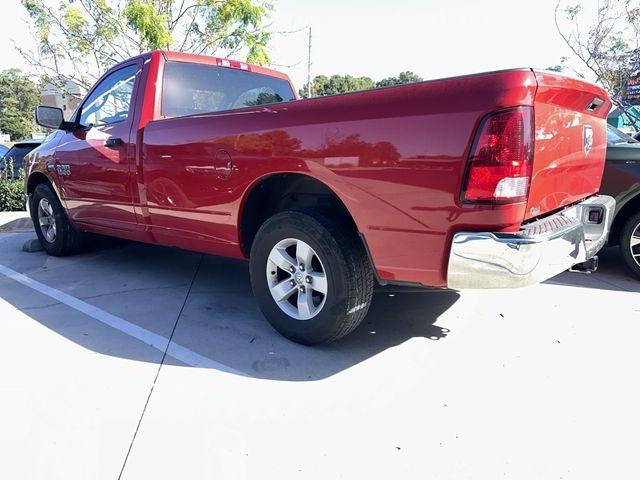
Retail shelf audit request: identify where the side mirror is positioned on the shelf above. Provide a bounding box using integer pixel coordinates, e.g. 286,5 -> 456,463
35,105 -> 74,131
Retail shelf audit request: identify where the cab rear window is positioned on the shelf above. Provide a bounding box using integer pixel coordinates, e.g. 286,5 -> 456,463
162,61 -> 295,117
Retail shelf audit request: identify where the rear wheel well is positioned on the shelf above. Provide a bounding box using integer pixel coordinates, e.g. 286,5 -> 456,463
610,195 -> 640,245
240,174 -> 359,256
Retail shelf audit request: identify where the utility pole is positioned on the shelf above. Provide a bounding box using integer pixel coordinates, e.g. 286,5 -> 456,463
307,27 -> 312,98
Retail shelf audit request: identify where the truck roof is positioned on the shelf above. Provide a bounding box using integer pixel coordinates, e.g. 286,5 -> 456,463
122,50 -> 291,82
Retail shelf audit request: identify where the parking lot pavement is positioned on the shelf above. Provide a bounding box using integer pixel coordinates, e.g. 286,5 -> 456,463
1,212 -> 639,479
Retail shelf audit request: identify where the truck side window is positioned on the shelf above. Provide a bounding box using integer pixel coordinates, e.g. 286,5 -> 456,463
162,61 -> 296,117
79,65 -> 137,128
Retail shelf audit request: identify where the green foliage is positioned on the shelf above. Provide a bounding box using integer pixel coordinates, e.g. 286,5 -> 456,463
0,69 -> 40,141
20,0 -> 273,92
375,71 -> 423,88
0,158 -> 26,211
546,56 -> 570,73
123,0 -> 172,50
565,4 -> 582,20
299,71 -> 423,98
299,74 -> 373,98
0,178 -> 25,211
244,92 -> 283,106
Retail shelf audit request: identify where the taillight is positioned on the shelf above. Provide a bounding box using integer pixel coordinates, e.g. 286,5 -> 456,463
463,106 -> 534,203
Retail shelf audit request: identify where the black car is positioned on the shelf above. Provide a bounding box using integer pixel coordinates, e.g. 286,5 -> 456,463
600,125 -> 640,278
0,141 -> 41,178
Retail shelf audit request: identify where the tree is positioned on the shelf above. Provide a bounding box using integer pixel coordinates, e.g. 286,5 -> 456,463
375,71 -> 423,88
0,69 -> 40,141
554,0 -> 640,125
299,74 -> 375,98
298,71 -> 423,98
546,57 -> 570,73
20,0 -> 273,93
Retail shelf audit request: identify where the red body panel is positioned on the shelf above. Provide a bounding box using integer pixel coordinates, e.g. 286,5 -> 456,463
25,51 -> 612,288
527,71 -> 611,219
45,58 -> 144,231
142,67 -> 539,286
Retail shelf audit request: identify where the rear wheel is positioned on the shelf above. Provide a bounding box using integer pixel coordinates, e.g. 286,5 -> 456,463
620,211 -> 640,279
250,209 -> 374,345
31,183 -> 83,256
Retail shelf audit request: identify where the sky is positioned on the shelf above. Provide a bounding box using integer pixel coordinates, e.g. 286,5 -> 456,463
267,0 -> 592,87
0,0 -> 595,89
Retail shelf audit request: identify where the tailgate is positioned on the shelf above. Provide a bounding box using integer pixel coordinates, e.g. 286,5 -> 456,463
525,71 -> 612,220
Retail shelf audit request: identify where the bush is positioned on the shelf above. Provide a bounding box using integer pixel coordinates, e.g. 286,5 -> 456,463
0,177 -> 25,211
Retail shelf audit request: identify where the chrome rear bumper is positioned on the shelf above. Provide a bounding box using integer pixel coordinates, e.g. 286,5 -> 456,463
447,195 -> 615,289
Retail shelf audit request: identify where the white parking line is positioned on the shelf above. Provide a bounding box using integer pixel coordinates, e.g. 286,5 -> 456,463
0,263 -> 248,376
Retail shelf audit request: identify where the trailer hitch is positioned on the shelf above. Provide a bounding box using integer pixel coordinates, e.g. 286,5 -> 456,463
569,256 -> 598,274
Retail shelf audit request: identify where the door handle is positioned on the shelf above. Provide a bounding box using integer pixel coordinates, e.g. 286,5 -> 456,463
104,137 -> 123,149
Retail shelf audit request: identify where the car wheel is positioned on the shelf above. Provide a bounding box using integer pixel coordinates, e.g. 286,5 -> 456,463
620,211 -> 640,279
31,183 -> 83,256
250,209 -> 374,345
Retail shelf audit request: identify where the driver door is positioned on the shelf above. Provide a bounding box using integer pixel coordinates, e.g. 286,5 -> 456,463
54,62 -> 141,231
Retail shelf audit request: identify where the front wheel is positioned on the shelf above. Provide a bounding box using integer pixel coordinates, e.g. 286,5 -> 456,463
620,211 -> 640,279
250,210 -> 374,345
31,183 -> 83,256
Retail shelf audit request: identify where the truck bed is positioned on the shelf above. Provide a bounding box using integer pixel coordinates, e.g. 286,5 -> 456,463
141,68 -> 610,286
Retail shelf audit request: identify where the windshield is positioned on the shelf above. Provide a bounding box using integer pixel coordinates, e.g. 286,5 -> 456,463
607,124 -> 637,144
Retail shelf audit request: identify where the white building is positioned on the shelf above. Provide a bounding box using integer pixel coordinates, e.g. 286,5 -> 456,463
41,80 -> 85,119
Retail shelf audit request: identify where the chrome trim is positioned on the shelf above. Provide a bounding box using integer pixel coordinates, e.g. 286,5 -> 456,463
447,195 -> 615,289
583,124 -> 593,155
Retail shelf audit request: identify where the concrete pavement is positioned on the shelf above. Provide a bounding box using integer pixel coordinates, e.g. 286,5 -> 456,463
0,212 -> 639,479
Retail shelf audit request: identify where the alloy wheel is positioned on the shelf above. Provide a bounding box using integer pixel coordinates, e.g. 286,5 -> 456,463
630,221 -> 640,268
38,198 -> 57,243
266,238 -> 328,320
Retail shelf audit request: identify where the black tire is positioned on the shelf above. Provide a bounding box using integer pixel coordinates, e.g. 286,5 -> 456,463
250,209 -> 374,345
620,211 -> 640,279
31,183 -> 83,256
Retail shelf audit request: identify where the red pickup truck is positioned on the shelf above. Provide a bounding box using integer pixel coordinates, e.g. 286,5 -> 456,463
27,50 -> 614,344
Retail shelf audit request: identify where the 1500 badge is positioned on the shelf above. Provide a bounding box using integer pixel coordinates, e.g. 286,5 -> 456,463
56,165 -> 71,176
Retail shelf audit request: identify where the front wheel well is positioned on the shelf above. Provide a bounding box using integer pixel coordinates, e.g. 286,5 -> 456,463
239,174 -> 359,256
609,194 -> 640,245
26,172 -> 53,211
27,172 -> 52,195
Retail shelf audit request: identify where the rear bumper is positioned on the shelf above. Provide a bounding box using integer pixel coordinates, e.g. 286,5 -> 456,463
447,195 -> 615,289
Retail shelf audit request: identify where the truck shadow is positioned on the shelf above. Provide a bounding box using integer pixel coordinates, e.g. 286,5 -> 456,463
0,234 -> 459,381
543,246 -> 640,293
